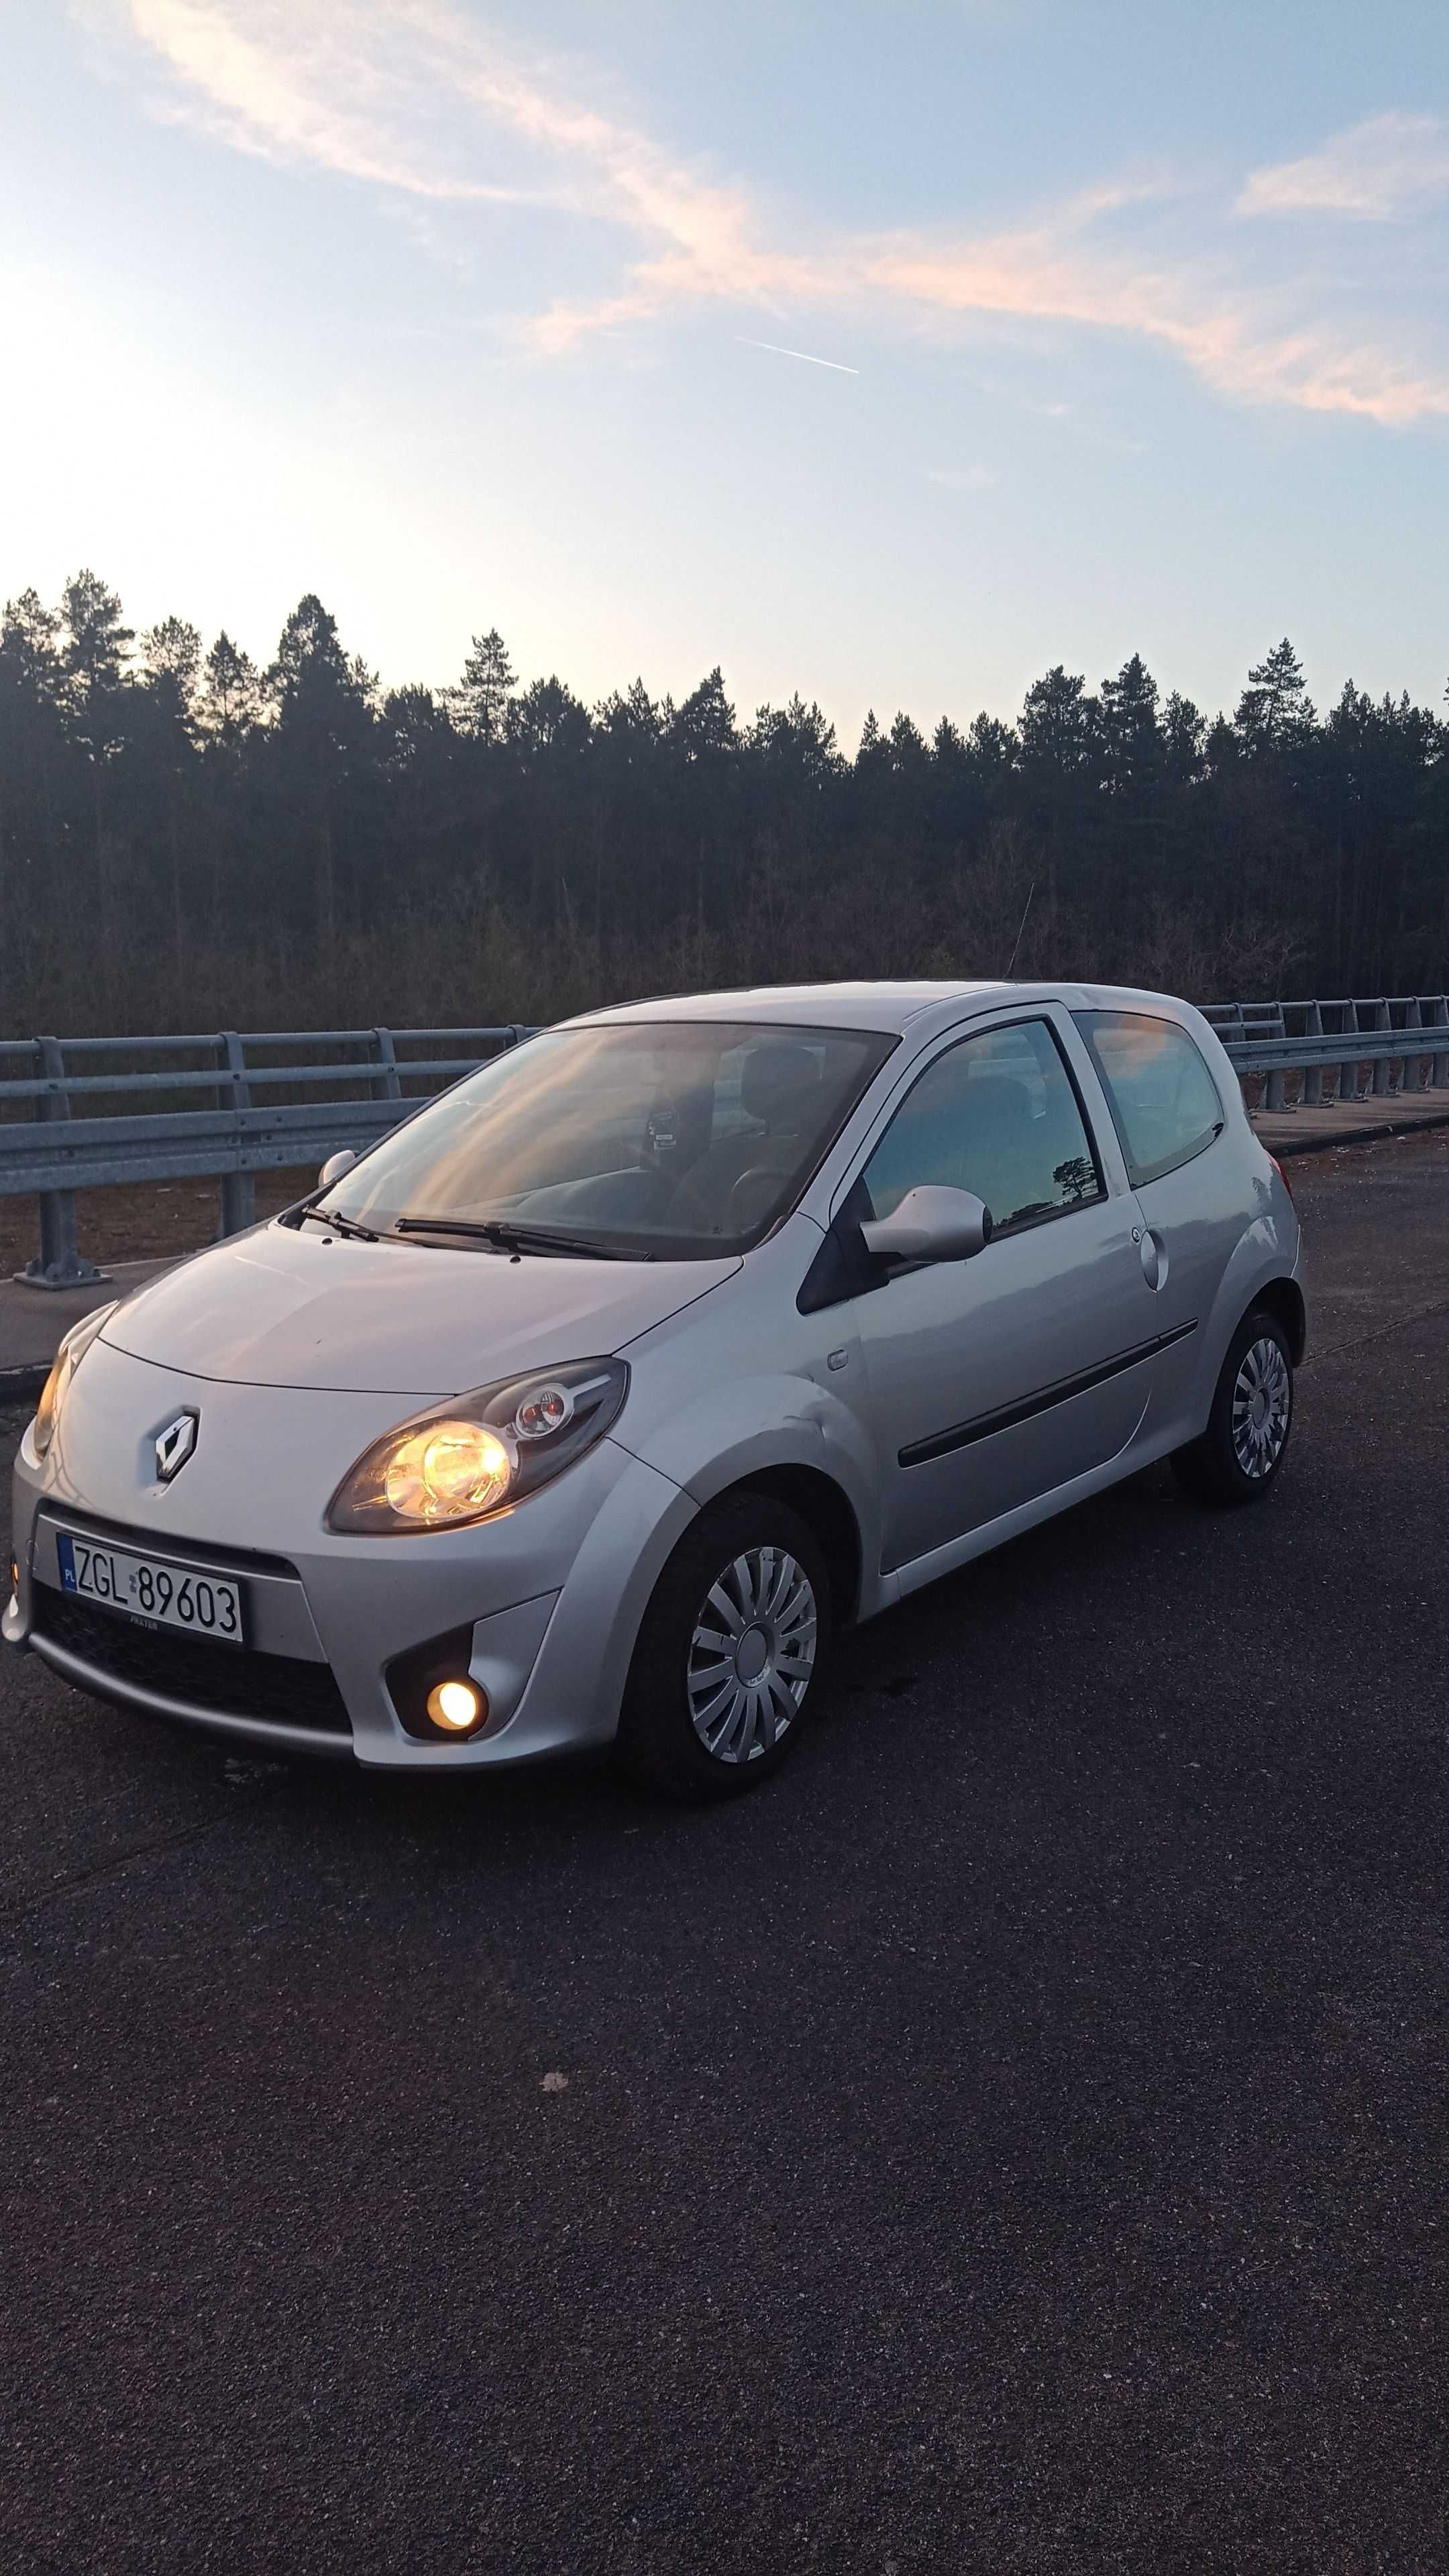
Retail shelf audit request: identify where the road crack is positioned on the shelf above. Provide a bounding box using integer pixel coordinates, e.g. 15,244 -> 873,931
1,1805 -> 244,1925
1311,1291 -> 1449,1367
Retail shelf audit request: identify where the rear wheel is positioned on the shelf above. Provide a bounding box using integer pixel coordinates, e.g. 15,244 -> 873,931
1171,1304 -> 1295,1506
616,1493 -> 829,1800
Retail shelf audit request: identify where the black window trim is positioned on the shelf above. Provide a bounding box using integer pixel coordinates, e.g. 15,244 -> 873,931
1071,1008 -> 1226,1191
853,1007 -> 1111,1250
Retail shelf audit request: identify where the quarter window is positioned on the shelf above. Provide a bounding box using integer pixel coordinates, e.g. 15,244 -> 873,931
1073,1011 -> 1224,1186
861,1020 -> 1104,1235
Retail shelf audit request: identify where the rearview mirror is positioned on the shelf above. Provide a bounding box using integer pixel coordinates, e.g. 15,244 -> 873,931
319,1148 -> 358,1191
859,1184 -> 993,1265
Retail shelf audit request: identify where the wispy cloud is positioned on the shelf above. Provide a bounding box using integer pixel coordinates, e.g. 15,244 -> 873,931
97,3 -> 1449,429
926,465 -> 996,490
1238,114 -> 1449,220
736,338 -> 859,374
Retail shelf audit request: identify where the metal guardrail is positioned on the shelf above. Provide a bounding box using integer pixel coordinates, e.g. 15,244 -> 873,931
1202,995 -> 1449,1112
1,998 -> 1446,1289
0,1026 -> 533,1287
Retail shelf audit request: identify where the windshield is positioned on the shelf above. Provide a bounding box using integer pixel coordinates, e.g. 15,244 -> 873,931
317,1020 -> 896,1260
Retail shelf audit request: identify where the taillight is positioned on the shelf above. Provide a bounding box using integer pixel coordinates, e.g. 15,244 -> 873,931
1267,1151 -> 1295,1205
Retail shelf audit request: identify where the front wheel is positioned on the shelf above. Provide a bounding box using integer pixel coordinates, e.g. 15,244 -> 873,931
615,1493 -> 830,1801
1171,1304 -> 1295,1506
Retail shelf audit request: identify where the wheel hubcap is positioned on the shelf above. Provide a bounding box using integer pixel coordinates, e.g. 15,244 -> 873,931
1231,1336 -> 1291,1478
687,1547 -> 818,1764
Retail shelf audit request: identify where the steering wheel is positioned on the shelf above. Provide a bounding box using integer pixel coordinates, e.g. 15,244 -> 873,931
729,1166 -> 783,1236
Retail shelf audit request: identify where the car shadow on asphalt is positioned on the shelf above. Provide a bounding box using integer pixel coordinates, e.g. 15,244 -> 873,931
142,1453 -> 1214,1875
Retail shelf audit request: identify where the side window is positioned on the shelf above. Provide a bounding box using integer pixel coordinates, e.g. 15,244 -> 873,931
861,1020 -> 1104,1235
1073,1012 -> 1224,1187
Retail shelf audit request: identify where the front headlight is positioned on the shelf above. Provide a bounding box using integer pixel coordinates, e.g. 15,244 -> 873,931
325,1356 -> 629,1534
32,1303 -> 118,1461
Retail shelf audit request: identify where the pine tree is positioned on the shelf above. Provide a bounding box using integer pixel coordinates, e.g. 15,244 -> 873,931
142,616 -> 203,732
1020,665 -> 1090,772
1,590 -> 64,703
1162,692 -> 1207,786
453,628 -> 517,740
855,709 -> 888,771
888,712 -> 930,772
672,667 -> 738,759
1098,653 -> 1163,792
60,569 -> 133,760
202,633 -> 264,748
1235,638 -> 1316,753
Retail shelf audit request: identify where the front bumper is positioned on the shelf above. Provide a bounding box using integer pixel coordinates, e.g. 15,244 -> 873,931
4,1342 -> 695,1769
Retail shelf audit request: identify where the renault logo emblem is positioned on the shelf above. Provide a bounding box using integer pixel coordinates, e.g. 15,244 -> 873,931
154,1411 -> 199,1483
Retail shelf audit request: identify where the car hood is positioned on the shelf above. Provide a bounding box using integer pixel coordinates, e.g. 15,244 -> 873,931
100,1222 -> 740,1395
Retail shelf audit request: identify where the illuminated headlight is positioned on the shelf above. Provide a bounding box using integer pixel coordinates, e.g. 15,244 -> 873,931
32,1303 -> 117,1462
384,1421 -> 514,1525
326,1356 -> 628,1535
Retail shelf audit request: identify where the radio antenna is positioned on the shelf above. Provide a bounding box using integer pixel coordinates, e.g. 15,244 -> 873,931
1003,879 -> 1036,979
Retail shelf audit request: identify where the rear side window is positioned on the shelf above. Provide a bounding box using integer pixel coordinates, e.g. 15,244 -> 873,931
1074,1011 -> 1224,1187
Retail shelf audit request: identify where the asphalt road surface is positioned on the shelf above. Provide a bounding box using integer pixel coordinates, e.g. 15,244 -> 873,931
4,1132 -> 1448,2575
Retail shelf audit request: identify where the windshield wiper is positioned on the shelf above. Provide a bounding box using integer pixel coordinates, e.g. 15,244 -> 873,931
297,1203 -> 380,1243
392,1216 -> 647,1261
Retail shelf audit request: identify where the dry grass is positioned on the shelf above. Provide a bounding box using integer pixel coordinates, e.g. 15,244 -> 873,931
0,1171 -> 313,1280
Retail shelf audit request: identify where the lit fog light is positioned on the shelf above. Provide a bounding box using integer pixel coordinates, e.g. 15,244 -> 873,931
426,1678 -> 487,1733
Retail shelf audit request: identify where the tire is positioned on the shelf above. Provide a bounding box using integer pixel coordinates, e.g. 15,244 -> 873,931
1170,1303 -> 1295,1507
615,1491 -> 830,1801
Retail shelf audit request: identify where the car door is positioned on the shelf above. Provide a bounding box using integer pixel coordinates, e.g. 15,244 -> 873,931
842,1010 -> 1163,1574
1071,1009 -> 1240,1437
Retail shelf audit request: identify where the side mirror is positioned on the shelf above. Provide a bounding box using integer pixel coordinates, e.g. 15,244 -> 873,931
319,1148 -> 358,1191
859,1184 -> 993,1265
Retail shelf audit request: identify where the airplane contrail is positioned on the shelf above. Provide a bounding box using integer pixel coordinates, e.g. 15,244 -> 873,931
735,337 -> 859,374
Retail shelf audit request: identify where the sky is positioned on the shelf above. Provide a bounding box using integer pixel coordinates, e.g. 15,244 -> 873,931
5,0 -> 1449,741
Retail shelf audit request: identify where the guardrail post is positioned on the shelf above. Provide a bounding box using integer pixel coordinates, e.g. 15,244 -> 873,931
371,1028 -> 402,1102
1401,998 -> 1424,1096
1302,1002 -> 1324,1105
1372,1000 -> 1393,1097
18,1037 -> 107,1290
1263,1002 -> 1289,1112
1338,1003 -> 1361,1106
1430,998 -> 1449,1090
217,1033 -> 256,1236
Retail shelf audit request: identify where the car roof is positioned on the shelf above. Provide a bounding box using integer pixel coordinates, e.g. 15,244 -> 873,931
559,979 -> 1196,1038
563,980 -> 1018,1035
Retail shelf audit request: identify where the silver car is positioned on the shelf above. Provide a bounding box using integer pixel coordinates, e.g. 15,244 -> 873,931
5,981 -> 1303,1799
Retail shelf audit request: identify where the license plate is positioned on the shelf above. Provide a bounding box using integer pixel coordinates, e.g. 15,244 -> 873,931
55,1532 -> 245,1646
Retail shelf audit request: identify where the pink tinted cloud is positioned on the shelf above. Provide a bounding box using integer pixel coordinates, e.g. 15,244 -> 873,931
1238,114 -> 1449,220
109,1 -> 1449,428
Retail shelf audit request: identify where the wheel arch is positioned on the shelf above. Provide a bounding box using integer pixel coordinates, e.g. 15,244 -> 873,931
708,1464 -> 865,1630
1248,1274 -> 1307,1366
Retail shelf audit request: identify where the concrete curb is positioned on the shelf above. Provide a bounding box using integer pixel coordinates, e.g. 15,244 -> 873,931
1263,1106 -> 1449,1159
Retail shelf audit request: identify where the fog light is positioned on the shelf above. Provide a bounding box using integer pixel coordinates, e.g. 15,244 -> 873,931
426,1678 -> 486,1733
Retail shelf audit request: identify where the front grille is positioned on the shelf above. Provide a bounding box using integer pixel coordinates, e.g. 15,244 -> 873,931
33,1588 -> 352,1737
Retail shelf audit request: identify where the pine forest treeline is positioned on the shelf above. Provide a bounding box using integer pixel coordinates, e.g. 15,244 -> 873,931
1,571 -> 1446,1037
